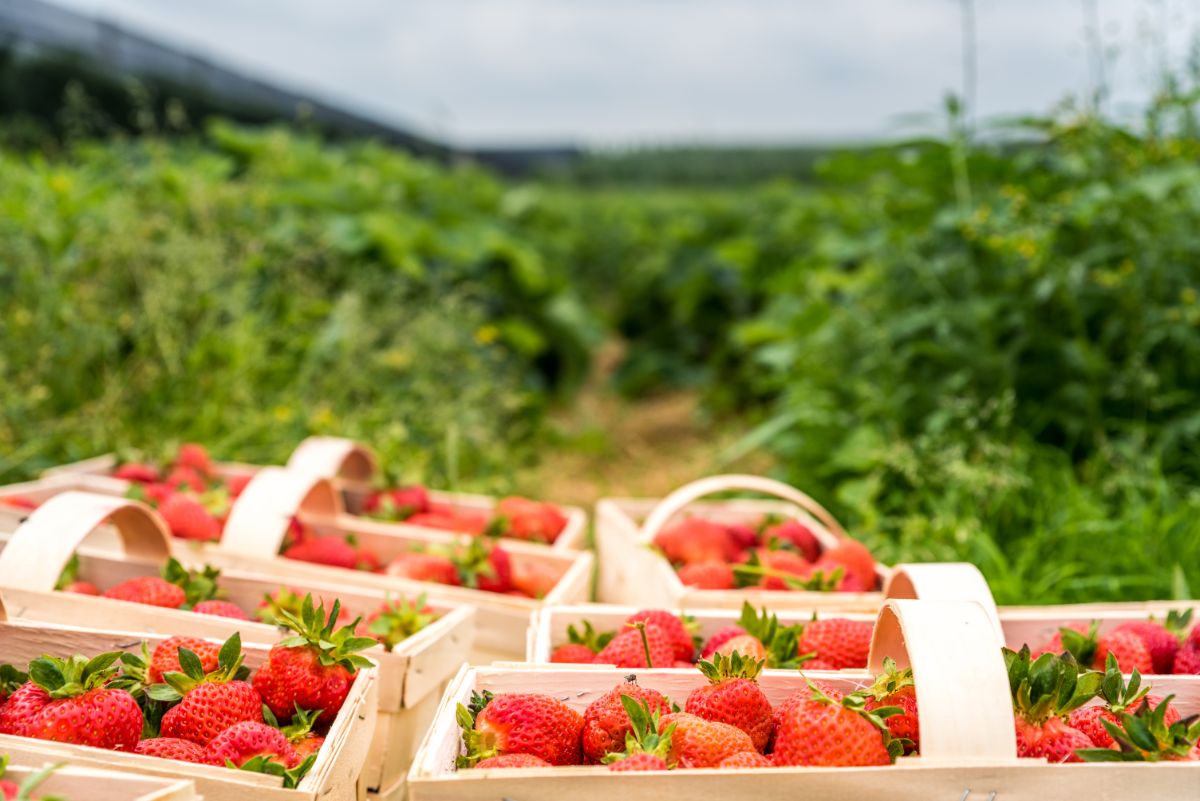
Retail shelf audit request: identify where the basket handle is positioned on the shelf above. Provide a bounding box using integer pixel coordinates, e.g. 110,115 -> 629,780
883,563 -> 1003,645
219,467 -> 344,558
285,437 -> 377,483
637,474 -> 847,544
869,599 -> 1016,761
0,491 -> 172,592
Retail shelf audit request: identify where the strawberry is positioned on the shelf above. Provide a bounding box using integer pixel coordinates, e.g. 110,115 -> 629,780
365,485 -> 431,521
510,558 -> 560,599
0,665 -> 26,707
175,443 -> 213,477
103,576 -> 185,608
719,751 -> 772,768
361,594 -> 436,651
550,621 -> 614,663
192,600 -> 250,620
658,712 -> 754,768
602,695 -> 675,770
1068,654 -> 1151,749
760,519 -> 820,562
1173,647 -> 1200,675
1076,695 -> 1200,762
114,462 -> 160,483
817,540 -> 877,590
474,753 -> 552,768
625,610 -> 696,662
1060,623 -> 1154,674
721,603 -> 807,669
731,550 -> 840,592
148,636 -> 220,684
608,753 -> 668,771
676,562 -> 734,590
594,622 -> 676,668
284,536 -> 359,569
159,494 -> 222,542
355,546 -> 382,572
713,634 -> 767,662
0,495 -> 38,510
686,652 -> 773,751
1113,610 -> 1192,674
0,683 -> 47,737
550,644 -> 595,663
701,625 -> 748,659
452,539 -> 513,594
257,587 -> 346,628
225,472 -> 253,498
772,681 -> 901,766
495,497 -> 568,544
1005,646 -> 1101,763
20,653 -> 142,751
253,596 -> 375,726
263,706 -> 324,763
407,506 -> 490,536
457,690 -> 584,767
797,617 -> 873,670
722,522 -> 759,553
653,518 -> 737,566
139,482 -> 175,507
158,633 -> 263,745
204,720 -> 298,768
164,466 -> 206,494
136,737 -> 215,765
581,679 -> 671,763
61,581 -> 100,595
863,657 -> 920,754
386,551 -> 461,585
54,554 -> 99,596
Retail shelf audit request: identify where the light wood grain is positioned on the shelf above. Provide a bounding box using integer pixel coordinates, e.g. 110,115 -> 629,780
0,762 -> 198,801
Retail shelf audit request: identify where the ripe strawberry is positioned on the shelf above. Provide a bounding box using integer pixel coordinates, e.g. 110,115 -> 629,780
510,558 -> 561,599
386,551 -> 461,585
817,540 -> 878,590
676,561 -> 734,590
0,495 -> 38,510
625,610 -> 695,662
1173,647 -> 1200,675
257,587 -> 346,628
760,519 -> 820,562
114,462 -> 160,483
225,472 -> 253,498
494,497 -> 569,544
136,737 -> 215,765
1005,646 -> 1101,763
0,683 -> 48,737
719,751 -> 772,768
253,596 -> 375,726
139,482 -> 175,507
175,443 -> 213,476
1067,653 -> 1154,749
360,594 -> 435,651
20,653 -> 142,751
722,522 -> 759,553
262,705 -> 325,764
365,485 -> 431,520
863,657 -> 920,754
0,665 -> 26,708
550,621 -> 613,663
1113,611 -> 1192,674
61,580 -> 100,595
653,518 -> 737,566
159,633 -> 264,745
741,548 -> 812,590
686,652 -> 773,751
701,625 -> 747,658
601,695 -> 675,770
284,536 -> 359,569
103,576 -> 185,608
797,617 -> 873,669
658,712 -> 754,768
205,720 -> 298,768
148,636 -> 220,684
452,539 -> 514,594
772,682 -> 899,766
407,507 -> 490,536
457,691 -> 584,766
1096,630 -> 1154,675
713,634 -> 766,661
804,658 -> 838,670
159,494 -> 221,542
551,644 -> 595,663
475,753 -> 552,768
581,679 -> 671,763
355,546 -> 382,572
164,466 -> 206,494
1076,695 -> 1200,762
193,600 -> 250,620
594,622 -> 676,668
608,753 -> 668,771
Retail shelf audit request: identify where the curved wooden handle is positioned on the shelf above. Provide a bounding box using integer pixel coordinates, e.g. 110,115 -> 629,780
637,474 -> 847,543
868,599 -> 1016,760
286,437 -> 377,483
0,590 -> 7,622
0,491 -> 172,592
883,563 -> 1003,644
219,467 -> 344,557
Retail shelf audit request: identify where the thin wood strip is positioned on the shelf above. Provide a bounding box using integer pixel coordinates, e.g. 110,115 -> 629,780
286,436 -> 378,483
883,563 -> 1004,644
219,468 -> 344,557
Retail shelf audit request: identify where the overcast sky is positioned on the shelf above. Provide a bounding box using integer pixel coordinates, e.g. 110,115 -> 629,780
50,0 -> 1198,146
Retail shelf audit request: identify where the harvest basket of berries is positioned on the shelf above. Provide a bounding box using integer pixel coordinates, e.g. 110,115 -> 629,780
0,491 -> 478,798
595,475 -> 886,610
0,594 -> 379,801
0,755 -> 201,801
408,600 -> 1200,801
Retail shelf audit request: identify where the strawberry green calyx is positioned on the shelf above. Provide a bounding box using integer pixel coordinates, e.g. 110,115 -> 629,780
27,652 -> 122,699
456,690 -> 498,767
1077,695 -> 1200,762
734,602 -> 809,668
566,620 -> 616,652
275,595 -> 376,672
235,754 -> 318,789
1058,621 -> 1102,668
0,663 -> 27,696
263,704 -> 324,744
449,539 -> 498,588
864,656 -> 915,702
482,515 -> 509,539
697,650 -> 764,684
1161,609 -> 1194,644
731,552 -> 843,592
1096,653 -> 1149,713
601,696 -> 676,765
368,594 -> 437,651
257,587 -> 307,627
806,679 -> 909,762
153,632 -> 249,702
161,558 -> 222,608
1003,646 -> 1102,726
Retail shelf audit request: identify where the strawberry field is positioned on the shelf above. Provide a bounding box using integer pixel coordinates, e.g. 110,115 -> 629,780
2,102 -> 1200,606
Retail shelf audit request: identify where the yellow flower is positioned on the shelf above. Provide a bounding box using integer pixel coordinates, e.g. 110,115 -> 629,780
49,174 -> 72,194
474,324 -> 500,345
273,405 -> 293,422
1016,239 -> 1038,259
1182,287 -> 1197,305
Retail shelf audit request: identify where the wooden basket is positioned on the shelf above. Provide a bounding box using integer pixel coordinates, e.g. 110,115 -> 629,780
595,474 -> 886,610
0,491 -> 476,798
410,600 -> 1200,801
0,592 -> 378,801
38,436 -> 589,552
0,760 -> 199,801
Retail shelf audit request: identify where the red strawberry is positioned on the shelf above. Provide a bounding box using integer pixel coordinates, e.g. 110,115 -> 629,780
768,682 -> 846,750
863,657 -> 920,754
653,519 -> 737,566
594,623 -> 676,668
114,462 -> 160,483
407,507 -> 490,536
360,594 -> 436,651
159,634 -> 264,745
225,472 -> 254,498
193,600 -> 250,620
386,551 -> 461,585
1095,630 -> 1154,675
608,753 -> 668,771
1007,647 -> 1099,763
355,546 -> 382,572
458,691 -> 584,766
103,576 -> 185,608
510,559 -> 560,599
159,494 -> 222,542
164,466 -> 206,494
550,644 -> 596,663
676,562 -> 734,590
685,652 -> 773,751
365,485 -> 431,520
625,610 -> 695,662
701,625 -> 748,658
772,683 -> 897,766
581,680 -> 671,763
19,653 -> 142,751
601,695 -> 675,770
722,522 -> 759,553
62,580 -> 100,595
818,540 -> 877,590
253,597 -> 375,726
737,548 -> 813,591
1113,611 -> 1192,674
136,737 -> 214,765
761,519 -> 820,562
140,482 -> 175,507
0,684 -> 49,737
453,540 -> 513,594
284,536 -> 359,569
719,751 -> 772,768
495,497 -> 569,544
658,712 -> 754,768
148,636 -> 220,684
175,443 -> 213,477
204,720 -> 298,769
797,617 -> 873,669
0,495 -> 38,510
474,753 -> 552,769
1173,647 -> 1200,675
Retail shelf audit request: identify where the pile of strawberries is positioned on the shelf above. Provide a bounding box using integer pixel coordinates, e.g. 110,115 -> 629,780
1026,610 -> 1199,675
365,485 -> 569,545
652,515 -> 879,593
550,605 -> 875,671
455,658 -> 916,771
59,556 -> 252,621
1008,647 -> 1200,762
257,587 -> 437,653
0,597 -> 374,788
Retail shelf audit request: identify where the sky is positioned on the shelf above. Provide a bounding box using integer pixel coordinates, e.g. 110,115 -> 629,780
48,0 -> 1200,147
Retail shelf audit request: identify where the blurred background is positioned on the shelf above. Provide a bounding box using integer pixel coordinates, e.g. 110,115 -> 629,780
0,0 -> 1197,603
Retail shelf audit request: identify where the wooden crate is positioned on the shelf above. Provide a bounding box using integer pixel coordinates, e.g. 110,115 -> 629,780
410,600 -> 1200,801
0,490 -> 476,797
594,474 -> 886,610
39,436 -> 589,552
0,595 -> 378,801
0,760 -> 199,801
